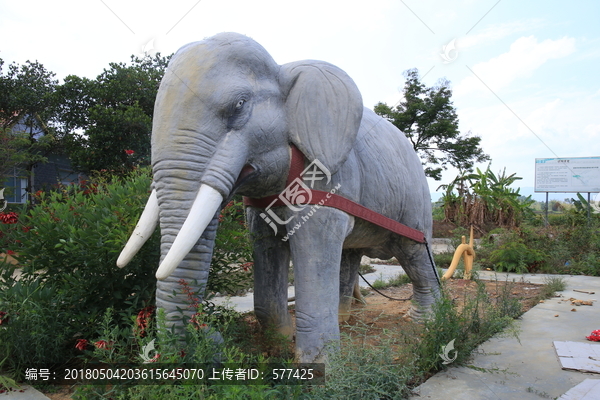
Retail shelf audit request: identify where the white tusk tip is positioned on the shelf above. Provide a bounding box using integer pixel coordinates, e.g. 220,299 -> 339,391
116,254 -> 130,268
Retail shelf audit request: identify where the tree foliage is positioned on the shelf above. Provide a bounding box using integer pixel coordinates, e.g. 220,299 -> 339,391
0,58 -> 58,186
374,68 -> 489,180
0,58 -> 58,130
56,54 -> 170,174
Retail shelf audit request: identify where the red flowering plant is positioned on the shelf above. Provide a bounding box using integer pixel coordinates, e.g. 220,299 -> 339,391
0,212 -> 18,224
0,211 -> 21,259
75,339 -> 89,351
0,311 -> 9,325
94,339 -> 115,350
179,279 -> 208,330
135,305 -> 155,338
177,278 -> 241,344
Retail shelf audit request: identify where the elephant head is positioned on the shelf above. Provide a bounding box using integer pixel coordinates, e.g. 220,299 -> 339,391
117,32 -> 363,326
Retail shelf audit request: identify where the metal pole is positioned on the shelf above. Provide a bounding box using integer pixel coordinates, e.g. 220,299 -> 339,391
588,192 -> 592,226
545,192 -> 549,227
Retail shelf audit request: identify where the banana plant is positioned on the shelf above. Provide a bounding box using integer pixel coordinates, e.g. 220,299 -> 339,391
439,165 -> 534,228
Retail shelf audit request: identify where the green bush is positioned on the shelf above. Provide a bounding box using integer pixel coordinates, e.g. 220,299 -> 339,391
208,197 -> 253,296
0,263 -> 75,375
474,221 -> 600,275
433,252 -> 454,269
0,168 -> 159,373
489,241 -> 546,273
1,169 -> 159,312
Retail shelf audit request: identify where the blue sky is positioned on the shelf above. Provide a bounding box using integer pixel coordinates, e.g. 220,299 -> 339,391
1,0 -> 599,201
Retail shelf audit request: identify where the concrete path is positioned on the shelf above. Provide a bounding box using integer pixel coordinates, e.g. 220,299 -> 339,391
1,385 -> 51,400
411,271 -> 600,400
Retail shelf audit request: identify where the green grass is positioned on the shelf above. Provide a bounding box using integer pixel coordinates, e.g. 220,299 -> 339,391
370,273 -> 412,290
359,263 -> 376,274
536,276 -> 567,301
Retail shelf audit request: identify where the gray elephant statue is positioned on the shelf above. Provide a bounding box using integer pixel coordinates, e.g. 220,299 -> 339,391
117,32 -> 440,363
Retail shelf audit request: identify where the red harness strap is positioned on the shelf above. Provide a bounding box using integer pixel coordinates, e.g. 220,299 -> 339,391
243,146 -> 426,243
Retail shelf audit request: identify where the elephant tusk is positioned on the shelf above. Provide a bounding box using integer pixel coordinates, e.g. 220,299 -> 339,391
117,189 -> 159,268
155,184 -> 223,281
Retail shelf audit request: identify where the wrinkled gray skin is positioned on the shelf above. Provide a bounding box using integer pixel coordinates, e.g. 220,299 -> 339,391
145,32 -> 439,363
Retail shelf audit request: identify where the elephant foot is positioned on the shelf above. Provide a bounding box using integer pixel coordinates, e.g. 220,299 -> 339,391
407,304 -> 435,322
338,300 -> 353,323
408,284 -> 441,321
338,311 -> 351,323
295,340 -> 339,364
352,280 -> 366,304
256,316 -> 294,340
277,323 -> 294,339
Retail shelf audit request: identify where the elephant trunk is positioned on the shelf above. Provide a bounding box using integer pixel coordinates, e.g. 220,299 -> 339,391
150,134 -> 248,323
155,184 -> 222,280
152,160 -> 220,323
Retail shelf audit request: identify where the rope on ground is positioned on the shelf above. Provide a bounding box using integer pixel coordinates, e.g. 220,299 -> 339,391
358,271 -> 413,301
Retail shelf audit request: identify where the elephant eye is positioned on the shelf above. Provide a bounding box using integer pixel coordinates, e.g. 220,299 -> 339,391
225,97 -> 251,129
235,99 -> 246,110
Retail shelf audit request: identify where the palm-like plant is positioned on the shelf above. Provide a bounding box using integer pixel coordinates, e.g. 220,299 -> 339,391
438,165 -> 534,229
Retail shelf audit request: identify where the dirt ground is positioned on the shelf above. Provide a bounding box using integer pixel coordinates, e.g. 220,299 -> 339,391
40,278 -> 543,399
339,278 -> 544,344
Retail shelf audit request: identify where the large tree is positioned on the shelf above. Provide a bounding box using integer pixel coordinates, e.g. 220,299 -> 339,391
57,54 -> 170,174
0,58 -> 58,188
374,68 -> 489,180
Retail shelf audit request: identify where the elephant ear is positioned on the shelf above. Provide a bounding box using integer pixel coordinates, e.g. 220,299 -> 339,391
280,60 -> 363,174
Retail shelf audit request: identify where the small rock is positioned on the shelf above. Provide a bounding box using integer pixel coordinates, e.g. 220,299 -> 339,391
555,314 -> 559,317
539,300 -> 545,303
571,308 -> 577,312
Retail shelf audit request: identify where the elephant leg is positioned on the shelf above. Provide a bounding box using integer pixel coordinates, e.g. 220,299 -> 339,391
393,237 -> 440,319
338,249 -> 362,322
246,207 -> 293,338
289,207 -> 353,363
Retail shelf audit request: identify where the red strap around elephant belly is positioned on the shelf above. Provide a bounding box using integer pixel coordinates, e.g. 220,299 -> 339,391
242,146 -> 426,243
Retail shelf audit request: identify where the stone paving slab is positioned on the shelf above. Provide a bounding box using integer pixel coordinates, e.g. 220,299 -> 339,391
1,384 -> 50,400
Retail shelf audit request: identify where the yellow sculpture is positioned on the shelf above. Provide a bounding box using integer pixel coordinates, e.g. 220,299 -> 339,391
441,226 -> 475,281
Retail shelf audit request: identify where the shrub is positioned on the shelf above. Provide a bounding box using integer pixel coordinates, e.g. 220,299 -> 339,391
208,197 -> 253,296
71,281 -> 299,400
0,168 -> 159,372
433,252 -> 454,269
489,241 -> 546,273
0,262 -> 75,375
474,222 -> 600,275
370,273 -> 411,290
